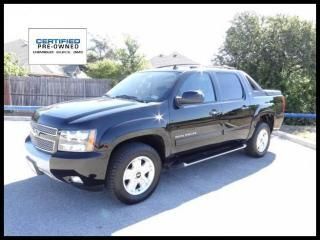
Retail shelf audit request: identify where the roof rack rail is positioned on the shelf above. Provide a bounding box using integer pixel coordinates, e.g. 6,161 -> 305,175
156,64 -> 201,69
207,65 -> 236,70
155,64 -> 236,70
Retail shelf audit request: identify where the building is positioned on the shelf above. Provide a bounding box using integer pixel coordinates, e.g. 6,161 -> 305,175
149,52 -> 199,68
4,39 -> 89,78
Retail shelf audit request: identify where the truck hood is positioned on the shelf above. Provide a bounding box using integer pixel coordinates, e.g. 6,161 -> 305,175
32,97 -> 153,127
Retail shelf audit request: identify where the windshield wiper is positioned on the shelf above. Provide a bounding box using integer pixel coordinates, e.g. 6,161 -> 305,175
113,95 -> 145,103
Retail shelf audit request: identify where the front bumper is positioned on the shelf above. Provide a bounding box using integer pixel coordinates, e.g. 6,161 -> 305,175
25,136 -> 109,191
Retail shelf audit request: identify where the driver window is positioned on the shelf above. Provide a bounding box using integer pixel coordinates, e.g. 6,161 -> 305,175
178,72 -> 215,103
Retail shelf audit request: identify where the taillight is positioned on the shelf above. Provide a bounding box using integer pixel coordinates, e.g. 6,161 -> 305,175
282,96 -> 286,113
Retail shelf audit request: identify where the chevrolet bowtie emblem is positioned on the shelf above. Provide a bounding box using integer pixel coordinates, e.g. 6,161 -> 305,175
33,129 -> 40,136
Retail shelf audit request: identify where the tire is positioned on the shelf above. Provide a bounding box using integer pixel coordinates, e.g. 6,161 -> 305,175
245,122 -> 271,158
106,142 -> 162,204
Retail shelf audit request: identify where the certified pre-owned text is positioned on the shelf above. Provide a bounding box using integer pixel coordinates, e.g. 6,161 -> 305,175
36,38 -> 80,49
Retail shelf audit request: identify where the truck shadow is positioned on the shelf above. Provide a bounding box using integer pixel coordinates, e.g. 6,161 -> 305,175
4,150 -> 275,236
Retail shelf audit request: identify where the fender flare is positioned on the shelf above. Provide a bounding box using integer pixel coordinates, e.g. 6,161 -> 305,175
99,117 -> 172,158
247,107 -> 274,140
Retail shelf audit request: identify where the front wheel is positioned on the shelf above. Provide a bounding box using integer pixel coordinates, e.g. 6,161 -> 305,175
106,142 -> 162,204
245,122 -> 271,158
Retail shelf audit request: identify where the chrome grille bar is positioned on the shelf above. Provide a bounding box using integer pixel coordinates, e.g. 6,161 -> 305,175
30,122 -> 58,153
31,122 -> 58,136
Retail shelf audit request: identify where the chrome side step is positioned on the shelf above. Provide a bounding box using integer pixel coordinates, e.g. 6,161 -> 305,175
176,144 -> 247,168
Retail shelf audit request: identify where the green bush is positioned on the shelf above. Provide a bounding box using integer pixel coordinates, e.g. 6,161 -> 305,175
85,59 -> 121,81
4,53 -> 28,78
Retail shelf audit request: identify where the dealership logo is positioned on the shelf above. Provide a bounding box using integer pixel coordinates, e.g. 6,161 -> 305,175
29,28 -> 87,65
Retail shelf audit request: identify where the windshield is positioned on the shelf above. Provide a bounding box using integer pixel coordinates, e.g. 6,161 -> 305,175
106,71 -> 180,102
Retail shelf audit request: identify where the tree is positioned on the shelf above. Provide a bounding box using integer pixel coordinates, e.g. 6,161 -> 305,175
4,53 -> 28,78
115,36 -> 148,80
213,12 -> 316,114
87,37 -> 116,63
84,35 -> 148,86
85,59 -> 121,79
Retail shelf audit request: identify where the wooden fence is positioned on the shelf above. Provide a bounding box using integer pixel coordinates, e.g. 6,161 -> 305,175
4,76 -> 112,106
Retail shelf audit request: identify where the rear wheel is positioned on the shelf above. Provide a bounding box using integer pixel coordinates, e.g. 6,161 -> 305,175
106,142 -> 162,204
245,122 -> 270,158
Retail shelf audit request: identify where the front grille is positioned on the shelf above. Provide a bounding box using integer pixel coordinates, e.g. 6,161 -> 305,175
30,122 -> 58,153
30,134 -> 56,153
31,122 -> 58,136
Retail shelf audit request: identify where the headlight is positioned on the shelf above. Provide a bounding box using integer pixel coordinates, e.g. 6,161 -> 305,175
58,129 -> 96,152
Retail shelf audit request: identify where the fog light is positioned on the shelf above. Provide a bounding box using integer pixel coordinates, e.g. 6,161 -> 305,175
70,176 -> 83,184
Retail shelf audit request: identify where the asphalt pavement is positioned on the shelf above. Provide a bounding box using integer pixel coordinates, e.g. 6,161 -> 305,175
4,120 -> 316,236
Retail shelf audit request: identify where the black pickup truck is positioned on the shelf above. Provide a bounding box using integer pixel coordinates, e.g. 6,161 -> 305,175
25,66 -> 285,204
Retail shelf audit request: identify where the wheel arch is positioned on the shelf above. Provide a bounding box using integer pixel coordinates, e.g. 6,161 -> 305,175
248,111 -> 275,140
109,134 -> 167,165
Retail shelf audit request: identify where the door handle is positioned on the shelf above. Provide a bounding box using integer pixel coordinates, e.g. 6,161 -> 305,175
241,105 -> 249,110
210,109 -> 221,116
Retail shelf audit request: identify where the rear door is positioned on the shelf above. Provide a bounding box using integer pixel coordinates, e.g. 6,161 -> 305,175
168,71 -> 224,154
212,71 -> 253,141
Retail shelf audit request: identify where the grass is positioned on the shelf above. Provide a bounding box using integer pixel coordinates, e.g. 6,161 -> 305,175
280,124 -> 316,143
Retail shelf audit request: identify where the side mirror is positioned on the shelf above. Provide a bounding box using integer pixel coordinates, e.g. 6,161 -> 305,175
175,90 -> 204,107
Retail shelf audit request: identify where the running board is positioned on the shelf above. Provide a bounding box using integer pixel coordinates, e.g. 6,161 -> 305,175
171,144 -> 247,168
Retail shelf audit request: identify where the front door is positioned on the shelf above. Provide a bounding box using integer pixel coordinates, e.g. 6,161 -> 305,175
168,72 -> 224,154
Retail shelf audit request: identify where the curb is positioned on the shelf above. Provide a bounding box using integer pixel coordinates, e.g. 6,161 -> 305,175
4,116 -> 31,121
272,130 -> 316,150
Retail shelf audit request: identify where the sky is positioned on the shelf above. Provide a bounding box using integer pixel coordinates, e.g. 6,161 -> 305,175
4,4 -> 316,65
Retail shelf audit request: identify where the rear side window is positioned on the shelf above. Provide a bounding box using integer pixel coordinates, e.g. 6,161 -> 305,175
245,74 -> 262,91
215,72 -> 244,101
178,72 -> 215,103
